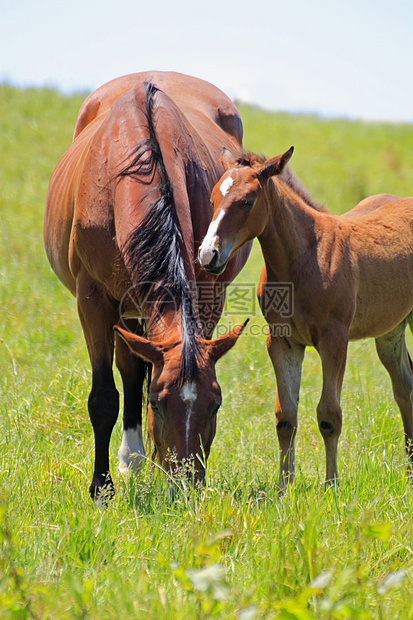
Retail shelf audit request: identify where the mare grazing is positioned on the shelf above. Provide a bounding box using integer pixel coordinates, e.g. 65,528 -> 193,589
199,146 -> 413,491
44,72 -> 251,502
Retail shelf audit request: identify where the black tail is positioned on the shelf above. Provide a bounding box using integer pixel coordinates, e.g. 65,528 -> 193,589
118,82 -> 202,383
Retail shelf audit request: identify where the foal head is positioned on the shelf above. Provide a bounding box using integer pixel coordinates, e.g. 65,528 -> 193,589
114,322 -> 247,482
198,147 -> 294,274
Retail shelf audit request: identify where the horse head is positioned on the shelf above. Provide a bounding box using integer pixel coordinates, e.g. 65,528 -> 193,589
114,321 -> 247,483
198,147 -> 294,274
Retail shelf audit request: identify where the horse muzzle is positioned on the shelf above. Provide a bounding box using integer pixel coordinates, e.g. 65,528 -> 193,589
198,243 -> 230,275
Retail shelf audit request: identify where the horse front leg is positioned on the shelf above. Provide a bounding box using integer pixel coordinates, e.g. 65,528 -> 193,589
267,335 -> 305,493
115,321 -> 148,473
77,274 -> 119,503
316,328 -> 348,486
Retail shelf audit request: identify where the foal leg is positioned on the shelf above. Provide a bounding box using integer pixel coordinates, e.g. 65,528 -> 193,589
316,329 -> 348,485
267,336 -> 305,492
77,274 -> 119,502
115,322 -> 148,473
375,320 -> 413,470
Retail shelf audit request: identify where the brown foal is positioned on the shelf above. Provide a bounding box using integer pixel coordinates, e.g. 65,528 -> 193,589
199,146 -> 413,491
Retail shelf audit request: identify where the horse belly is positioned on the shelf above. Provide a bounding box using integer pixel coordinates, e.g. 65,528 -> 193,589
45,119 -> 108,295
44,162 -> 79,295
349,277 -> 413,340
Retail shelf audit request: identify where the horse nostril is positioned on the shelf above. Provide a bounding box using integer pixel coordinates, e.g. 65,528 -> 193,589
209,249 -> 218,267
199,245 -> 219,267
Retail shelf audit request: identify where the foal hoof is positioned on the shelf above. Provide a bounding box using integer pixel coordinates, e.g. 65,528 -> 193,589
324,478 -> 339,492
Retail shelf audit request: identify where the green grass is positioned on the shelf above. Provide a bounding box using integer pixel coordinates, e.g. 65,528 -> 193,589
1,84 -> 413,618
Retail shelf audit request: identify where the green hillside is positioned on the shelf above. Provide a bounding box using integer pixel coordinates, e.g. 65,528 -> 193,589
1,84 -> 413,618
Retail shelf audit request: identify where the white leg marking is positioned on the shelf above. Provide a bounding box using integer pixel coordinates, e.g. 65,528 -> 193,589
198,209 -> 225,264
118,426 -> 146,473
180,381 -> 198,452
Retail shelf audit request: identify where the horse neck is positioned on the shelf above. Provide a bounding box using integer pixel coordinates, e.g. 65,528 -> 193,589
146,293 -> 201,347
146,303 -> 201,383
146,304 -> 183,343
258,178 -> 321,279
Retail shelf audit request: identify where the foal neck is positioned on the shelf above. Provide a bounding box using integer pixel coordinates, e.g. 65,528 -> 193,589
258,176 -> 324,275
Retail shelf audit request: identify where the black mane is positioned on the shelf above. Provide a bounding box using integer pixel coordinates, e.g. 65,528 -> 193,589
118,82 -> 202,382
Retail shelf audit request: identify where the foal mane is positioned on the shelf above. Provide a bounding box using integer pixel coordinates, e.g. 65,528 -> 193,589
237,151 -> 325,212
117,82 -> 202,382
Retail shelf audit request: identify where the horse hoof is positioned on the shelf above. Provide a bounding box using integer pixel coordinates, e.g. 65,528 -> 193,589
89,477 -> 115,507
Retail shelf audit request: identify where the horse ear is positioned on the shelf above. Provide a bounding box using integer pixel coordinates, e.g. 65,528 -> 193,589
220,147 -> 237,171
258,146 -> 294,182
206,319 -> 249,363
114,326 -> 163,365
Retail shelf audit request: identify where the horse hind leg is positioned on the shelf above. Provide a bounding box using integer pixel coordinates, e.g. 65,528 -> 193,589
316,328 -> 348,486
115,320 -> 148,473
375,319 -> 413,471
77,274 -> 120,503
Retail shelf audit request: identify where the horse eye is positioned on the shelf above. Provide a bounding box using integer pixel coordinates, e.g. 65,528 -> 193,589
149,397 -> 163,416
243,197 -> 255,208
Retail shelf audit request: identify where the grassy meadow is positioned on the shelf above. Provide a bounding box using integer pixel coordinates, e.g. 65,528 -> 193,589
1,83 -> 413,618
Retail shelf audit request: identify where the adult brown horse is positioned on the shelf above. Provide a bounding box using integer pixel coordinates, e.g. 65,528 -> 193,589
199,145 -> 413,491
44,72 -> 251,502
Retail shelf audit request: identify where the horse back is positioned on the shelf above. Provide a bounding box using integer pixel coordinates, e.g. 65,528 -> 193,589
45,72 -> 248,302
339,197 -> 413,339
73,71 -> 242,145
341,193 -> 400,218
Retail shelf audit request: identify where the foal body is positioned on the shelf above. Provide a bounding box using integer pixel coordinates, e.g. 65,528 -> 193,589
199,147 -> 413,489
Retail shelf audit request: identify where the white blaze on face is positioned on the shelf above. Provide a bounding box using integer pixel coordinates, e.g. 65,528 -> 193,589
181,381 -> 197,403
198,176 -> 234,265
198,209 -> 225,264
220,176 -> 234,197
180,381 -> 198,450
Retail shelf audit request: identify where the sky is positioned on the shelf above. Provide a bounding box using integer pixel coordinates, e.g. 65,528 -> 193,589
2,0 -> 413,122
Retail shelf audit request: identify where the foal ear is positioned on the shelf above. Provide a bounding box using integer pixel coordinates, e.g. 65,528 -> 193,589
220,147 -> 237,171
114,326 -> 163,365
258,146 -> 294,182
206,319 -> 249,363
